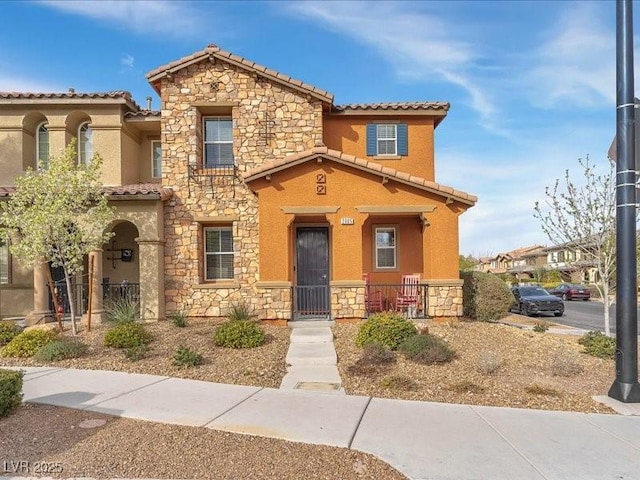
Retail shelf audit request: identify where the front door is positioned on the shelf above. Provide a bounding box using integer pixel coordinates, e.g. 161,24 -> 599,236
295,227 -> 330,319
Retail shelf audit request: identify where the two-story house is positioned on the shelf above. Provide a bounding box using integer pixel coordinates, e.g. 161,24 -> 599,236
0,44 -> 476,323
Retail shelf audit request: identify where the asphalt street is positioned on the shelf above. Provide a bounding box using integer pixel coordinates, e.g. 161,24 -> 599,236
550,299 -> 640,334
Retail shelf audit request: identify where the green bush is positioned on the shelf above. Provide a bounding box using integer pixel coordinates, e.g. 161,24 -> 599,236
33,339 -> 88,361
105,296 -> 140,324
399,334 -> 456,364
214,320 -> 265,349
355,312 -> 417,350
0,329 -> 58,358
228,301 -> 256,322
578,331 -> 616,359
167,311 -> 187,328
461,271 -> 514,322
104,322 -> 151,349
533,321 -> 549,333
172,345 -> 203,367
0,320 -> 22,346
0,369 -> 23,417
124,344 -> 149,362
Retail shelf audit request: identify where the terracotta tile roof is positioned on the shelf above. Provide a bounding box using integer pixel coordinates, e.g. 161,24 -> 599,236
1,184 -> 172,201
146,44 -> 334,103
244,147 -> 477,206
333,102 -> 450,112
0,91 -> 140,110
124,110 -> 160,119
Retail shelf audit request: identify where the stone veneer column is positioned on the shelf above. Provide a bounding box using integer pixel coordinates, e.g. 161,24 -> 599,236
137,239 -> 165,322
82,249 -> 106,326
24,261 -> 54,326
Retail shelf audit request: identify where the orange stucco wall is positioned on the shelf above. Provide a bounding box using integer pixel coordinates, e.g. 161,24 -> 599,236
323,115 -> 436,180
250,157 -> 465,284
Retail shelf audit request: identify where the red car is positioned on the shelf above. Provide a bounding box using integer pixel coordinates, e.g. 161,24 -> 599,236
548,283 -> 591,301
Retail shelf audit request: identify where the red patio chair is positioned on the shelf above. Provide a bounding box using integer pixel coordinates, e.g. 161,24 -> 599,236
396,274 -> 420,317
362,273 -> 384,313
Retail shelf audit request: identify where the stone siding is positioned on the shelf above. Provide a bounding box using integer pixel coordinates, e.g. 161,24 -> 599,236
427,285 -> 463,318
161,58 -> 323,319
331,286 -> 366,319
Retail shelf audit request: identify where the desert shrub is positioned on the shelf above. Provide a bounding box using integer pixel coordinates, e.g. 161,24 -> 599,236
0,320 -> 22,346
525,384 -> 561,396
533,321 -> 549,333
0,329 -> 58,358
104,322 -> 151,349
448,380 -> 485,394
172,345 -> 204,367
347,343 -> 396,376
0,369 -> 23,417
124,344 -> 149,362
33,339 -> 87,361
399,334 -> 456,365
380,375 -> 418,391
578,331 -> 616,359
167,311 -> 188,328
214,320 -> 265,349
228,301 -> 256,322
355,312 -> 417,350
550,350 -> 584,377
477,351 -> 501,375
461,271 -> 514,322
105,296 -> 140,324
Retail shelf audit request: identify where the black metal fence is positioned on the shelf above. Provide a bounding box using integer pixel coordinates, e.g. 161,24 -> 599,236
364,283 -> 429,318
292,285 -> 330,319
48,280 -> 140,314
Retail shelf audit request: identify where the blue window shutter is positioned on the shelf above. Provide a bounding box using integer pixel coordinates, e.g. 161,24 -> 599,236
366,124 -> 377,156
397,123 -> 408,156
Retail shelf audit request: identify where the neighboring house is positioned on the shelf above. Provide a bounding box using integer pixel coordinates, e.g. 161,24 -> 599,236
506,245 -> 546,280
0,44 -> 476,323
543,242 -> 599,284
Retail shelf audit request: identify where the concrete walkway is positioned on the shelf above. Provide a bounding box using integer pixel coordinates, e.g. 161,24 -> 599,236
280,320 -> 344,394
9,366 -> 640,480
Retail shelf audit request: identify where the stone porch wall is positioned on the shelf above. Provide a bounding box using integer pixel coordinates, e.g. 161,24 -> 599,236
331,285 -> 366,319
427,282 -> 463,318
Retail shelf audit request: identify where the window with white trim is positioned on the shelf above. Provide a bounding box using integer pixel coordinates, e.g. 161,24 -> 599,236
0,240 -> 9,284
376,124 -> 397,156
151,141 -> 162,178
204,226 -> 234,280
203,117 -> 233,167
375,227 -> 396,269
36,122 -> 49,170
78,122 -> 93,165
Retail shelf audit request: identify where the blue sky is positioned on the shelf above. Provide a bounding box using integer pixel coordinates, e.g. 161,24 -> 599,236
0,0 -> 625,256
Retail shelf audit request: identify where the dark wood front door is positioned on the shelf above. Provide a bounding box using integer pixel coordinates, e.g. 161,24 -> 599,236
295,227 -> 330,318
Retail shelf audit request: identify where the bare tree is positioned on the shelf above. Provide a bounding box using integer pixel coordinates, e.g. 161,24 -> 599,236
534,156 -> 616,336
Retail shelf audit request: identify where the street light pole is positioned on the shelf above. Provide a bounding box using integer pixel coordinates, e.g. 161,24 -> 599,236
609,0 -> 640,403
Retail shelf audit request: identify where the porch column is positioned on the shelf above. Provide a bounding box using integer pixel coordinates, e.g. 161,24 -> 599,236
137,238 -> 165,322
82,249 -> 106,326
24,261 -> 54,326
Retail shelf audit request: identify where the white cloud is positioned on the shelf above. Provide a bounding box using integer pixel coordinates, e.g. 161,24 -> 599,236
121,54 -> 135,69
285,1 -> 498,121
38,0 -> 204,39
0,74 -> 61,93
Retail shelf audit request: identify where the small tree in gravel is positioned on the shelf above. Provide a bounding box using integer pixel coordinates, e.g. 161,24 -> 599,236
0,142 -> 114,334
534,156 -> 616,336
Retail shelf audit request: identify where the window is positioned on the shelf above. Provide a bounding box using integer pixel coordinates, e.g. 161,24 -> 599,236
36,122 -> 49,170
203,117 -> 233,167
0,241 -> 8,284
375,227 -> 396,269
78,122 -> 93,165
151,141 -> 162,178
204,227 -> 234,280
366,123 -> 408,157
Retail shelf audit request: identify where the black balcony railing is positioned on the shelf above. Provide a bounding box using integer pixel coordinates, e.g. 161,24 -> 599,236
364,283 -> 429,318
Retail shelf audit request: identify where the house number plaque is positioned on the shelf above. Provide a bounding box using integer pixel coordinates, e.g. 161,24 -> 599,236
340,217 -> 354,225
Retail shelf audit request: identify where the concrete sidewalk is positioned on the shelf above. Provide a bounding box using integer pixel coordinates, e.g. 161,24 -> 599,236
10,366 -> 640,480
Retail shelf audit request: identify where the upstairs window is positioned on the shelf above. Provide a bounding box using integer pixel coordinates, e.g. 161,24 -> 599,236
36,122 -> 49,170
203,117 -> 233,168
78,122 -> 93,165
375,227 -> 397,269
366,123 -> 408,157
151,141 -> 162,178
204,226 -> 234,280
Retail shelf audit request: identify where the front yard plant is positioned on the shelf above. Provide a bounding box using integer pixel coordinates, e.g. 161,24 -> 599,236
461,271 -> 514,322
33,338 -> 88,361
106,296 -> 140,324
0,320 -> 22,346
214,320 -> 265,349
104,322 -> 151,349
578,331 -> 616,359
0,329 -> 58,358
0,368 -> 23,417
355,312 -> 417,350
399,333 -> 456,365
167,311 -> 188,328
172,345 -> 204,367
